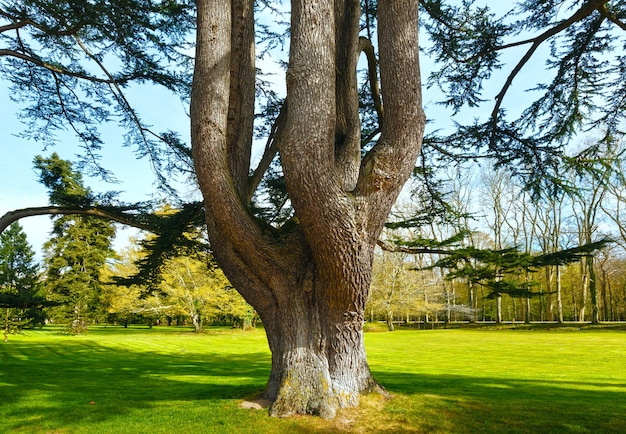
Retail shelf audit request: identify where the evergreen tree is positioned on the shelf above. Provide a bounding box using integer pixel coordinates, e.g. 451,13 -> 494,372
36,154 -> 116,333
430,239 -> 611,320
0,222 -> 45,341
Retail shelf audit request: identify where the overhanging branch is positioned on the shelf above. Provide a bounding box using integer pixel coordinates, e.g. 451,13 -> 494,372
489,0 -> 608,132
377,239 -> 450,255
0,206 -> 153,234
0,49 -> 118,83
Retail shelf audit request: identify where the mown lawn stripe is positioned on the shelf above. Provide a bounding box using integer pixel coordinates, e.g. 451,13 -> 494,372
1,326 -> 625,433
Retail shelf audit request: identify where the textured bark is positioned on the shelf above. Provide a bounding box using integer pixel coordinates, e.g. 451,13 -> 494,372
191,0 -> 424,418
260,265 -> 382,419
334,0 -> 362,190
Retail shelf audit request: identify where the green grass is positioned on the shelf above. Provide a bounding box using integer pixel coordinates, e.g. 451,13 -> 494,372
1,325 -> 625,433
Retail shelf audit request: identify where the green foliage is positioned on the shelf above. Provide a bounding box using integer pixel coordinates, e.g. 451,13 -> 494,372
0,222 -> 46,339
0,0 -> 195,183
421,0 -> 626,195
430,239 -> 611,299
34,153 -> 92,206
159,254 -> 254,331
100,243 -> 169,327
128,202 -> 208,286
44,215 -> 116,332
103,226 -> 255,330
36,155 -> 116,332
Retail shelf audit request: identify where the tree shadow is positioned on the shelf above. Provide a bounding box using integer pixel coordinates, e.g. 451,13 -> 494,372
0,339 -> 271,432
373,369 -> 626,433
2,335 -> 625,433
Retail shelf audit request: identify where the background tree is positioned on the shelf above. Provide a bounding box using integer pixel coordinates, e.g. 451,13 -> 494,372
36,154 -> 116,333
0,222 -> 45,341
159,254 -> 249,332
568,140 -> 623,323
103,235 -> 255,330
101,244 -> 169,327
370,247 -> 411,331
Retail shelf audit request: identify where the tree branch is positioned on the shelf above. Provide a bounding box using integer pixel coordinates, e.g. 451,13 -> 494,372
359,36 -> 383,123
599,2 -> 626,31
0,206 -> 153,235
376,239 -> 449,255
0,49 -> 119,83
0,8 -> 84,36
74,35 -> 186,183
358,0 -> 424,227
490,0 -> 608,132
247,101 -> 287,203
74,36 -> 149,147
0,19 -> 29,33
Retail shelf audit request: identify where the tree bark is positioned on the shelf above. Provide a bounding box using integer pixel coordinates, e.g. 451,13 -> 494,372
260,264 -> 383,419
190,0 -> 424,418
191,312 -> 202,332
556,265 -> 564,323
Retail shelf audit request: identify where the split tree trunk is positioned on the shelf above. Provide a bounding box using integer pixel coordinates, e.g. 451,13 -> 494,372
191,0 -> 424,418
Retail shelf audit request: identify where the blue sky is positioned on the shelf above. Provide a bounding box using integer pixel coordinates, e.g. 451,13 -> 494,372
0,81 -> 189,258
0,1 -> 607,261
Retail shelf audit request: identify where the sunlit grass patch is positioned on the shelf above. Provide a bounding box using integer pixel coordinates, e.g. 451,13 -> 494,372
1,325 -> 625,433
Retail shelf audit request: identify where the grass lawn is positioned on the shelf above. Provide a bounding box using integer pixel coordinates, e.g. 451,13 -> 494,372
1,324 -> 625,433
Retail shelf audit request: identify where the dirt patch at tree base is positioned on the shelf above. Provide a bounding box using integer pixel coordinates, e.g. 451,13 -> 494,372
239,397 -> 272,410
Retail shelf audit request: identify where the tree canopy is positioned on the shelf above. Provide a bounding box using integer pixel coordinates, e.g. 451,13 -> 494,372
0,0 -> 195,185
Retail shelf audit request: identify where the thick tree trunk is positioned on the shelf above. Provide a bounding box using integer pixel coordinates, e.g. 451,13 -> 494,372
191,0 -> 423,419
259,273 -> 383,419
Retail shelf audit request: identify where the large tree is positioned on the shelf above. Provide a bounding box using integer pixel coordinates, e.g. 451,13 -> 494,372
190,0 -> 423,418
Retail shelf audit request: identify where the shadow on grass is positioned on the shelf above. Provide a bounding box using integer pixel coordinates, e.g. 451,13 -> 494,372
374,370 -> 626,433
2,333 -> 625,433
0,339 -> 270,432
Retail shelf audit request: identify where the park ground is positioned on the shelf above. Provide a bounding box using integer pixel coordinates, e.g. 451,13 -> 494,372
1,323 -> 625,433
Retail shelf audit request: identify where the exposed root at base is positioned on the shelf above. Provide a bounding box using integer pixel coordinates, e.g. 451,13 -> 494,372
239,392 -> 273,410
